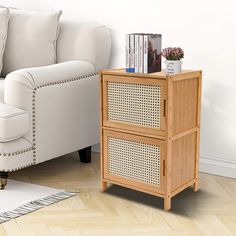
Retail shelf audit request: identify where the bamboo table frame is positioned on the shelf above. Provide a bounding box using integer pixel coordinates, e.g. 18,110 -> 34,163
100,69 -> 202,211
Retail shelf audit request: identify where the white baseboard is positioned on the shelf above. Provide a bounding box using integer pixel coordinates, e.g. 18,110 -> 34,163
92,144 -> 236,179
199,155 -> 236,179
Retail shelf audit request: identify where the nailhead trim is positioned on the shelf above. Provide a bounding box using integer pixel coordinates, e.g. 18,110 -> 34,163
35,72 -> 98,90
0,72 -> 99,172
0,147 -> 33,157
32,88 -> 36,163
0,163 -> 35,172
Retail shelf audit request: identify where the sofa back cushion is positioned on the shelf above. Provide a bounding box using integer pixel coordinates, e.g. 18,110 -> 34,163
2,8 -> 62,77
0,6 -> 9,76
57,21 -> 111,71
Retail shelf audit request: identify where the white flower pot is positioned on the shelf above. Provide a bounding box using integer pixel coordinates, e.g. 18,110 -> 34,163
165,60 -> 182,74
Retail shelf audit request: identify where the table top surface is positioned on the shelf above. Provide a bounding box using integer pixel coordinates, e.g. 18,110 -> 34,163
101,69 -> 202,79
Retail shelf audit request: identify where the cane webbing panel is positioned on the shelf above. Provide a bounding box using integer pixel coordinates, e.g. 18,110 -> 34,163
107,82 -> 161,128
108,136 -> 160,186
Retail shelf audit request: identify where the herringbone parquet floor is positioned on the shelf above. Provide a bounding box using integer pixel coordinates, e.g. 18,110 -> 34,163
0,152 -> 236,236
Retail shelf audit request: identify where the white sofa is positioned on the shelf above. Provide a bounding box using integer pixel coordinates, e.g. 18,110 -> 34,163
0,20 -> 111,189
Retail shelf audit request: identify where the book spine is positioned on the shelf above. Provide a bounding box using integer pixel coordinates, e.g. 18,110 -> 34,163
158,34 -> 162,72
129,34 -> 135,72
139,35 -> 144,73
147,34 -> 162,73
134,34 -> 139,73
125,34 -> 130,72
143,35 -> 148,74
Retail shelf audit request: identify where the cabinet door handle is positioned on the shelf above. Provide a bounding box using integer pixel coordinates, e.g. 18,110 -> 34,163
163,99 -> 166,117
163,160 -> 166,176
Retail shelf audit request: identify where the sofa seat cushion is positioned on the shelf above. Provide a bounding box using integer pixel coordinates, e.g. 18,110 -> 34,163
0,78 -> 4,103
0,103 -> 29,142
2,8 -> 62,77
0,137 -> 33,171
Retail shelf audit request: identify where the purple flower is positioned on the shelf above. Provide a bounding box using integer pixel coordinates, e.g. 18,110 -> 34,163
161,47 -> 184,60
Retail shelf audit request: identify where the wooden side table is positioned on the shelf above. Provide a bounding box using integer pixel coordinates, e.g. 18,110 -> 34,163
100,69 -> 202,211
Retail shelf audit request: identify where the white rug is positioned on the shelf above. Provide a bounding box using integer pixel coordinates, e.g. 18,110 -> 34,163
0,180 -> 76,224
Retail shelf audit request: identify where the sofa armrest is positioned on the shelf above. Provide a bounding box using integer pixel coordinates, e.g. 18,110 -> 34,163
4,60 -> 96,89
4,61 -> 100,163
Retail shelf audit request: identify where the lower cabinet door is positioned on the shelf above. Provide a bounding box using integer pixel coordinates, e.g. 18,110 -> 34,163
103,129 -> 165,195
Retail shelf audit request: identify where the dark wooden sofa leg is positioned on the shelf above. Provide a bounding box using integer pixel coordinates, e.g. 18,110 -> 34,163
78,146 -> 91,163
0,171 -> 8,190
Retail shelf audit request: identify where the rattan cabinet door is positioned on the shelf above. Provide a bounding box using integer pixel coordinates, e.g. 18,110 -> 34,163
102,75 -> 167,137
103,130 -> 165,194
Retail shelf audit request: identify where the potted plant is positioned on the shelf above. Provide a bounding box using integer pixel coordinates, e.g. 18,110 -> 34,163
161,47 -> 184,74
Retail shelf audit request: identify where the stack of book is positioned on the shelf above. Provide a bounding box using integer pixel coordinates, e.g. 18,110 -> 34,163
126,33 -> 162,73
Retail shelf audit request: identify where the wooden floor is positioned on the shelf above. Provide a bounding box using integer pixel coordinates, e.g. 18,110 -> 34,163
1,152 -> 236,236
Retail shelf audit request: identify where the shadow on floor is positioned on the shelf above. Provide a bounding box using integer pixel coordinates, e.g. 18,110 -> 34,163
105,184 -> 214,216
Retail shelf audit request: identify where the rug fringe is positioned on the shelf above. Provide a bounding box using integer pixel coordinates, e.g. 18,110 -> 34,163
0,191 -> 76,224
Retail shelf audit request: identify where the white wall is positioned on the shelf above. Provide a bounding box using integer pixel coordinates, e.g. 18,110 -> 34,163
2,0 -> 236,177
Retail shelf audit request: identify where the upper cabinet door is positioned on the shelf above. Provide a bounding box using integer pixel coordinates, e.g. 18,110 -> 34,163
101,75 -> 167,137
